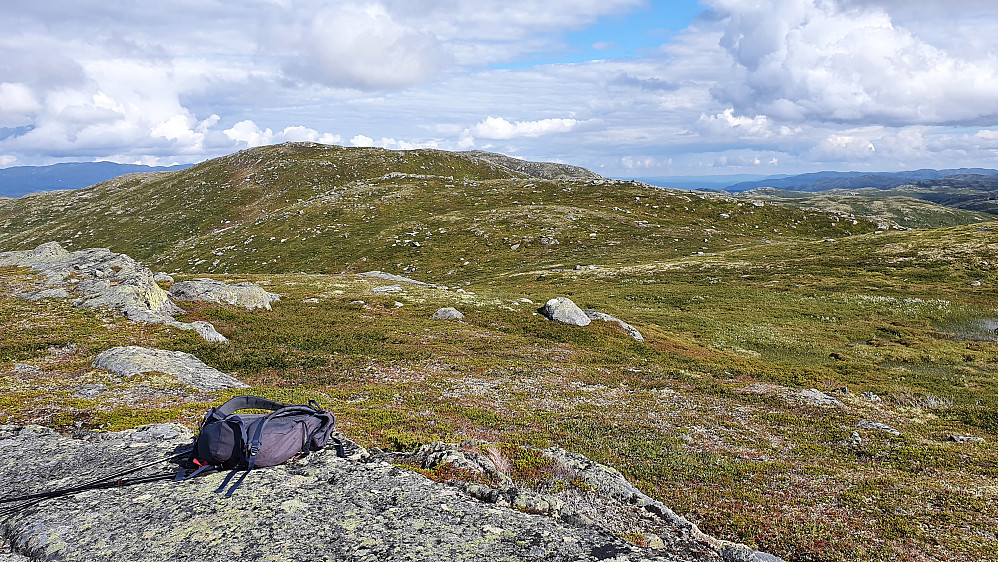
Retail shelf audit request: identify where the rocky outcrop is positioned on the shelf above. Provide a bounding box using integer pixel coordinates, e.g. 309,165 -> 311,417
464,151 -> 602,180
389,442 -> 782,562
1,242 -> 181,323
582,309 -> 644,342
168,278 -> 280,310
541,297 -> 591,327
0,242 -> 227,343
0,425 -> 782,562
91,346 -> 246,391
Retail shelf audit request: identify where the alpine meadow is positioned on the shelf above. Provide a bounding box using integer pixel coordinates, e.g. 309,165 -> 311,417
1,143 -> 996,561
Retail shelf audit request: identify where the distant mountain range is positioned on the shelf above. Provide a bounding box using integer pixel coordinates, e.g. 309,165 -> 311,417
0,162 -> 191,198
723,168 -> 998,192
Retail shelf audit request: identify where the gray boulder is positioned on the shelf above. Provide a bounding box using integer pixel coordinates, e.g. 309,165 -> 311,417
370,284 -> 403,294
182,320 -> 228,343
542,297 -> 591,326
582,309 -> 644,341
0,242 -> 225,343
431,307 -> 464,320
0,426 -> 782,562
92,346 -> 246,391
358,270 -> 430,286
798,388 -> 844,407
169,278 -> 280,310
855,420 -> 901,436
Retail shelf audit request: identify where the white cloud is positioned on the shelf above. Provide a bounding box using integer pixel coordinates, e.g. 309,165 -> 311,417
469,116 -> 579,140
282,3 -> 447,90
696,109 -> 779,139
350,134 -> 375,147
0,83 -> 42,126
224,120 -> 273,148
225,120 -> 342,148
707,0 -> 998,125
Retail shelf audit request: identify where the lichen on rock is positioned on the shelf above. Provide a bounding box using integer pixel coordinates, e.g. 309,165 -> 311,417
0,425 -> 787,561
0,242 -> 228,343
169,278 -> 281,310
91,346 -> 246,391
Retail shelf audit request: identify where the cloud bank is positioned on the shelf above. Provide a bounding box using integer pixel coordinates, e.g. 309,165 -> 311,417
0,0 -> 997,175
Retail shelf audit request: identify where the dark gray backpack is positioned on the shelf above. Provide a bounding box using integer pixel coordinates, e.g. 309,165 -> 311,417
177,395 -> 342,496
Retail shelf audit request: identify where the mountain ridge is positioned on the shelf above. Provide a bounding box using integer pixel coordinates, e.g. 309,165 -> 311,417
0,161 -> 192,198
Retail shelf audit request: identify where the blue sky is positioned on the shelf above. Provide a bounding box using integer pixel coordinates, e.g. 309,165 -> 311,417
2,0 -> 998,178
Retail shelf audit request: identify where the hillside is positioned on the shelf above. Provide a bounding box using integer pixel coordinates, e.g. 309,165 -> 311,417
0,142 -> 877,280
736,188 -> 994,229
1,143 -> 997,562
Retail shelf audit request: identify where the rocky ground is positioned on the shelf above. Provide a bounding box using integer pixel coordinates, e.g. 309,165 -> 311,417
0,424 -> 781,562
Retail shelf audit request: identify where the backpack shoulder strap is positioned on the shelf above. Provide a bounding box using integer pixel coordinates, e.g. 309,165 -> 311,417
214,395 -> 291,418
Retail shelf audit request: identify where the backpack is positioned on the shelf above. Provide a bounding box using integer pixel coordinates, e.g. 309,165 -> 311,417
176,395 -> 343,496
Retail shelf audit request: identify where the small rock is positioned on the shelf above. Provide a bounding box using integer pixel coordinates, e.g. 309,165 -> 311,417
799,388 -> 844,407
185,320 -> 228,343
855,420 -> 900,435
73,384 -> 107,399
541,297 -> 591,327
432,307 -> 464,320
970,280 -> 982,287
371,285 -> 403,293
153,272 -> 174,283
303,297 -> 320,303
949,435 -> 985,444
861,391 -> 882,403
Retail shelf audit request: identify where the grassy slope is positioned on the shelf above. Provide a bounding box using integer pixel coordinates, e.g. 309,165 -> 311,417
2,143 -> 997,561
742,187 -> 996,229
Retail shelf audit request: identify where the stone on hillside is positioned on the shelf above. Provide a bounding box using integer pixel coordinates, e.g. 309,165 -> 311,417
358,270 -> 446,289
855,420 -> 900,436
861,391 -> 882,403
169,278 -> 280,310
949,435 -> 985,444
798,388 -> 844,407
153,272 -> 174,283
92,346 -> 246,391
371,284 -> 403,294
182,320 -> 228,343
358,270 -> 428,286
432,307 -> 464,320
542,297 -> 591,326
582,309 -> 644,342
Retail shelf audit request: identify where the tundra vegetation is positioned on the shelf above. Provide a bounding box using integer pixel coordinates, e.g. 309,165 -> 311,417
1,143 -> 996,561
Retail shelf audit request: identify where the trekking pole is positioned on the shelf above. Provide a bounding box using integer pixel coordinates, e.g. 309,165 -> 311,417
0,447 -> 193,518
0,472 -> 177,519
